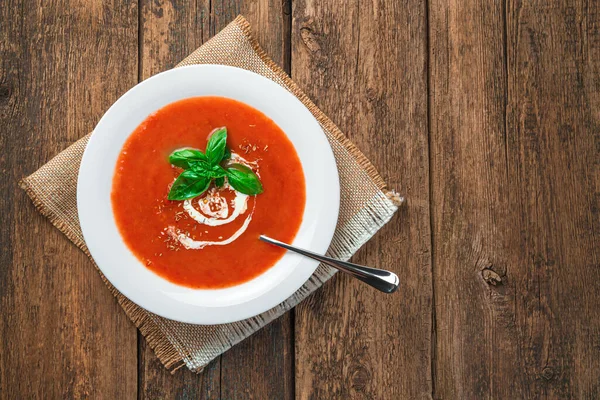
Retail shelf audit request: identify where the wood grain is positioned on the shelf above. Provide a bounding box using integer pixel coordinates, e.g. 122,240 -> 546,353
138,2 -> 293,399
213,2 -> 294,399
430,0 -> 600,397
139,0 -> 210,79
212,0 -> 292,73
137,2 -> 220,397
139,339 -> 220,399
292,1 -> 432,398
220,322 -> 295,400
0,0 -> 139,398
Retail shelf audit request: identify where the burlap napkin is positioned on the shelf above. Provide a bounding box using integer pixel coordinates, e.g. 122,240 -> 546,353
20,15 -> 402,372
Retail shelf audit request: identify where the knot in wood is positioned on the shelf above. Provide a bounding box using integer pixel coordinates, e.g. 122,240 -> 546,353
481,268 -> 502,286
300,27 -> 322,54
349,364 -> 371,391
541,367 -> 555,380
0,83 -> 10,104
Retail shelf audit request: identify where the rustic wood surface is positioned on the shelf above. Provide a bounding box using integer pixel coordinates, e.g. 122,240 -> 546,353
430,0 -> 600,397
0,1 -> 139,399
1,0 -> 598,398
292,0 -> 432,398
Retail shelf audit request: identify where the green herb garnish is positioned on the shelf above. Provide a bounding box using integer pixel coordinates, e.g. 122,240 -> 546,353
205,127 -> 228,165
168,148 -> 209,170
225,163 -> 264,195
168,170 -> 211,201
167,127 -> 263,200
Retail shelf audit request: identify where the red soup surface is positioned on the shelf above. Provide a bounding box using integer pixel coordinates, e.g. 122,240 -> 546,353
111,96 -> 306,289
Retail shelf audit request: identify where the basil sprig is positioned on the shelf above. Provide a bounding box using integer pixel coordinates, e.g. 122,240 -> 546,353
167,127 -> 263,201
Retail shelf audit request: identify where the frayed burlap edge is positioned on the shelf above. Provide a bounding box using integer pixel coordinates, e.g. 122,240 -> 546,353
19,178 -> 187,371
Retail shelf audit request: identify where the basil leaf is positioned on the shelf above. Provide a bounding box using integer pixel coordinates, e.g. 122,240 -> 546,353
223,146 -> 231,160
206,127 -> 227,166
215,177 -> 225,187
168,170 -> 211,200
169,149 -> 208,170
189,161 -> 213,177
209,164 -> 227,178
226,164 -> 263,195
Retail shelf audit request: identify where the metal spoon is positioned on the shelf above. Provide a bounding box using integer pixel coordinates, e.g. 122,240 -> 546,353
259,235 -> 399,294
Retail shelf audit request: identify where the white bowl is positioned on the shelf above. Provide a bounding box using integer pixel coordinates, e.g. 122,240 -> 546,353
77,65 -> 340,324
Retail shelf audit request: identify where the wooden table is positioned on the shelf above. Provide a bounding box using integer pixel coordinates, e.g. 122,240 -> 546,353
2,0 -> 599,398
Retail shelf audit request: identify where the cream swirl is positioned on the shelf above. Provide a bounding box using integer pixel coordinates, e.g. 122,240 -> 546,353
168,152 -> 257,249
183,185 -> 248,227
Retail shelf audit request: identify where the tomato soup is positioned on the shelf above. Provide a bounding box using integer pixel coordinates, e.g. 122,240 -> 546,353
111,97 -> 306,289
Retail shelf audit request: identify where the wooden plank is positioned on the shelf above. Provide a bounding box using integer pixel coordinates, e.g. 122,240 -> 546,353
292,1 -> 432,399
428,1 -> 513,396
430,0 -> 600,397
139,339 -> 220,399
138,2 -> 293,398
0,0 -> 138,398
137,1 -> 221,397
212,0 -> 292,73
220,321 -> 295,400
213,2 -> 295,399
139,0 -> 210,79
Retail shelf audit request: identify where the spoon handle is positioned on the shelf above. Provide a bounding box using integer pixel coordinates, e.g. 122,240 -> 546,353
259,235 -> 399,294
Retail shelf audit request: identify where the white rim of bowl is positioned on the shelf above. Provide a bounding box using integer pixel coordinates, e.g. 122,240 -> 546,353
77,65 -> 340,324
